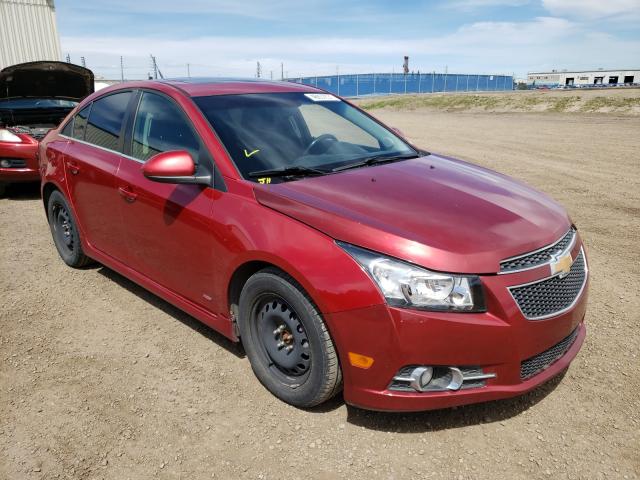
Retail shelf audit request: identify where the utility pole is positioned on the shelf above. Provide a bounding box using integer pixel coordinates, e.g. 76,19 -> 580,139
65,53 -> 70,63
80,56 -> 86,68
256,61 -> 261,78
281,63 -> 284,80
120,56 -> 124,82
151,55 -> 158,80
187,63 -> 190,78
444,65 -> 448,92
270,70 -> 273,80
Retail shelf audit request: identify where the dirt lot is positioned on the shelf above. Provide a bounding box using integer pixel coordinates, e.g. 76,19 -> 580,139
1,99 -> 639,479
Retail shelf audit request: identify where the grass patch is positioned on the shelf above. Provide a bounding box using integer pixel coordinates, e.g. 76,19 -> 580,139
360,94 -> 502,111
358,91 -> 640,115
549,96 -> 581,112
580,96 -> 640,112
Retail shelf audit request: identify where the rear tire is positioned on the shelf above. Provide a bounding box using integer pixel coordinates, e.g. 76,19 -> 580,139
239,268 -> 342,408
47,190 -> 93,268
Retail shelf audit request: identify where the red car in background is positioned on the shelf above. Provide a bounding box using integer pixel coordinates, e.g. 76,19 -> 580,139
39,79 -> 588,411
0,61 -> 93,196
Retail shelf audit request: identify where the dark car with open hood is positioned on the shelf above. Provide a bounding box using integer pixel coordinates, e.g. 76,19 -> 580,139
0,61 -> 93,196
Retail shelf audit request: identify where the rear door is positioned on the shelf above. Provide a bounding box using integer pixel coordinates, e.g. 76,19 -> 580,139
116,90 -> 217,308
62,91 -> 134,259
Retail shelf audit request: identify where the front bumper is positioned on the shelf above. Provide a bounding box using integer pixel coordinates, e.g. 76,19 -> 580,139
326,239 -> 589,412
0,136 -> 40,183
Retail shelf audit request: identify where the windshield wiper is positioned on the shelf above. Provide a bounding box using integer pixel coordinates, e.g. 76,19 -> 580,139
248,165 -> 329,179
331,153 -> 421,172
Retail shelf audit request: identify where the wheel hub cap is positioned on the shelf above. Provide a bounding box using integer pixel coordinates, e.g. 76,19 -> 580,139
257,299 -> 310,376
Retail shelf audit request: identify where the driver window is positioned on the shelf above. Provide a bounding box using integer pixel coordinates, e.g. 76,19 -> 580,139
299,104 -> 378,148
132,92 -> 200,162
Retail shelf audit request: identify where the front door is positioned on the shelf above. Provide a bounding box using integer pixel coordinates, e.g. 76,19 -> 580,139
116,91 -> 217,308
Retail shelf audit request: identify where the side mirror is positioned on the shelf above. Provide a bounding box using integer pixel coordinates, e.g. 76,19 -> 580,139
142,150 -> 211,185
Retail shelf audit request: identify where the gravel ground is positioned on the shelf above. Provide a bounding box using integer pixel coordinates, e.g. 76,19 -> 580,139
1,108 -> 639,479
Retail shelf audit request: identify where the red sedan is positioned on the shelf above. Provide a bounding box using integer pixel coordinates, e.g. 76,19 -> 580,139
0,61 -> 93,196
39,79 -> 588,411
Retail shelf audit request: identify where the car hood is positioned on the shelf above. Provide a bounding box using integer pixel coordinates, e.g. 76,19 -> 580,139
253,154 -> 571,274
0,61 -> 94,101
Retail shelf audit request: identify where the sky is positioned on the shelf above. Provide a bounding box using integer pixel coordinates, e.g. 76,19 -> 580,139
56,0 -> 640,80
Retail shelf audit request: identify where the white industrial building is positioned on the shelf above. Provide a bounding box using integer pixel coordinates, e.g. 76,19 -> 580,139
0,0 -> 62,69
527,69 -> 639,88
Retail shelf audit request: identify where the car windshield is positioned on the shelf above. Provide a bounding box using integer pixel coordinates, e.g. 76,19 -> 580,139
193,92 -> 416,182
0,98 -> 78,109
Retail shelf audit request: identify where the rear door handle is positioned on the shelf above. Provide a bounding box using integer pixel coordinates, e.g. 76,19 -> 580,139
118,186 -> 138,203
67,161 -> 80,175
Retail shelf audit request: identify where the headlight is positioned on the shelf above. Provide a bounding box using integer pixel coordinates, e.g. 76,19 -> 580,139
0,129 -> 22,143
338,242 -> 486,312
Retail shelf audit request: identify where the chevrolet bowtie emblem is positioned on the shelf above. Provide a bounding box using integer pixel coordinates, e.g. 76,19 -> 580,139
550,250 -> 573,278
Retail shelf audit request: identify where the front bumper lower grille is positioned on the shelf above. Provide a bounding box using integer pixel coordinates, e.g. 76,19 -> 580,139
500,228 -> 576,273
509,249 -> 587,320
521,327 -> 579,380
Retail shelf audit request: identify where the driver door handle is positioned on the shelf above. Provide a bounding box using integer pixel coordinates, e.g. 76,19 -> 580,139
118,185 -> 138,203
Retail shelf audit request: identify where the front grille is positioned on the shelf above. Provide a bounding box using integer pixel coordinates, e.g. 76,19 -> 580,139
500,228 -> 576,273
510,249 -> 586,320
0,158 -> 27,168
521,327 -> 579,380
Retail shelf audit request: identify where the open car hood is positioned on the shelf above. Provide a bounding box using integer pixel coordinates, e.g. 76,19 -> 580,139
0,61 -> 94,101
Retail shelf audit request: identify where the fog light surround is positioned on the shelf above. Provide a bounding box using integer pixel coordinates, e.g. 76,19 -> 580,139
389,365 -> 496,392
0,159 -> 11,168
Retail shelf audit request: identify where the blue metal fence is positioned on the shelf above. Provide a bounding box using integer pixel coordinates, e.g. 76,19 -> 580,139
288,73 -> 514,97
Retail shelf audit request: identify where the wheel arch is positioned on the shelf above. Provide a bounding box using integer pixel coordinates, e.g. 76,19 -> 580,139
42,181 -> 61,214
227,258 -> 328,333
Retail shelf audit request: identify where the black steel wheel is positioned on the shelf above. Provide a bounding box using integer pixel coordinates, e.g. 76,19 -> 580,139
254,295 -> 311,380
239,268 -> 342,408
47,190 -> 93,268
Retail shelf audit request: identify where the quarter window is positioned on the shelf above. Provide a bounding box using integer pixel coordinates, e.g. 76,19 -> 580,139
61,117 -> 74,137
131,92 -> 200,162
85,92 -> 132,151
71,104 -> 91,140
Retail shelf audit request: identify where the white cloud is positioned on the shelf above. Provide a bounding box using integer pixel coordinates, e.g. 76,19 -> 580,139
542,0 -> 640,19
446,0 -> 530,8
83,0 -> 339,20
60,17 -> 640,79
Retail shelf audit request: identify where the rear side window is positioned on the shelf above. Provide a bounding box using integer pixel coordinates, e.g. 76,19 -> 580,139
131,92 -> 200,162
71,104 -> 91,140
85,92 -> 132,151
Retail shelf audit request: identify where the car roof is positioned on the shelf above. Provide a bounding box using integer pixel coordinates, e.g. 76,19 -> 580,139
158,77 -> 322,97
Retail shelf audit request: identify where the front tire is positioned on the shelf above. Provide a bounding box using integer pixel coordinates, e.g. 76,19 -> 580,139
47,190 -> 93,268
239,268 -> 342,408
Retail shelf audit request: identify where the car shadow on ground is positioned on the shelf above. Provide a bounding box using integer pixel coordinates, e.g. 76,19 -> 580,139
97,266 -> 245,359
0,182 -> 41,200
343,371 -> 567,432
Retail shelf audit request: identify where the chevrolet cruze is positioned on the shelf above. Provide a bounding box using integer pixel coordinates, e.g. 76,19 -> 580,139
39,79 -> 588,411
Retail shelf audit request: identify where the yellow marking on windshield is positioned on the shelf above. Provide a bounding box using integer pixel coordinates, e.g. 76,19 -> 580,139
257,177 -> 271,184
244,148 -> 260,158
